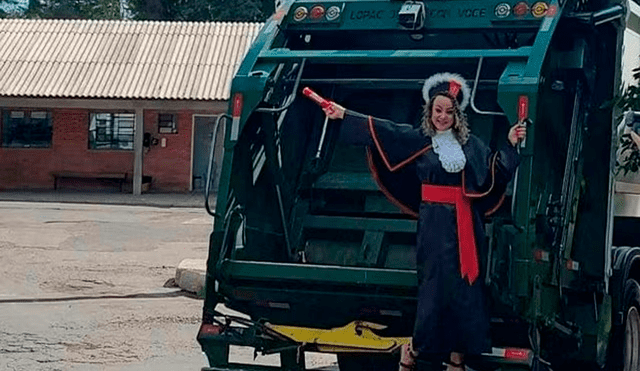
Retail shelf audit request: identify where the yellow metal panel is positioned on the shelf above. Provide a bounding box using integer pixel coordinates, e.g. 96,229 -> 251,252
267,321 -> 411,353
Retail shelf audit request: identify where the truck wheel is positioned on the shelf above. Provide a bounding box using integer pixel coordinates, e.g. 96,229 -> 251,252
623,279 -> 640,371
337,353 -> 398,371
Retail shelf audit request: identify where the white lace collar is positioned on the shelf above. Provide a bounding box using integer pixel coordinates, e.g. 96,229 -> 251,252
431,129 -> 466,173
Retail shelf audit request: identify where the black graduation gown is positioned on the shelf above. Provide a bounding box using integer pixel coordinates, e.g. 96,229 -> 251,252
340,110 -> 520,357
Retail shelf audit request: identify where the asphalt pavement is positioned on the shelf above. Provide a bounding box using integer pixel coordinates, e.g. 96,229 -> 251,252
0,196 -> 339,370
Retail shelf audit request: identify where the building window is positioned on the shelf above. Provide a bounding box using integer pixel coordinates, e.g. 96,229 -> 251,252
1,110 -> 52,148
158,113 -> 177,134
89,112 -> 134,150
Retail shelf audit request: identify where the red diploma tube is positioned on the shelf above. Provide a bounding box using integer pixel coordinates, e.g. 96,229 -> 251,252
518,95 -> 529,122
302,87 -> 332,109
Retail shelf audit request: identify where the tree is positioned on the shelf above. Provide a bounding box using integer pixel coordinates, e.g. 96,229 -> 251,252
2,0 -> 273,21
619,67 -> 640,111
0,0 -> 30,17
19,0 -> 122,19
127,0 -> 267,21
616,66 -> 640,176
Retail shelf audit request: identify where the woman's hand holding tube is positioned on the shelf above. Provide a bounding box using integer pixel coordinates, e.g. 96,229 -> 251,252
323,102 -> 346,120
508,122 -> 527,147
301,87 -> 345,119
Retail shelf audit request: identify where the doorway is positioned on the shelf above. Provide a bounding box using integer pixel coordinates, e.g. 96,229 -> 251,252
192,115 -> 223,193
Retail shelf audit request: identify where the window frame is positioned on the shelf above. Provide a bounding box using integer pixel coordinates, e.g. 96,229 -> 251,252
88,111 -> 135,150
1,109 -> 53,149
158,113 -> 178,134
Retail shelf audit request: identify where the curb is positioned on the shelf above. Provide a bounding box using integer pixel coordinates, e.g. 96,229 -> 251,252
175,259 -> 207,295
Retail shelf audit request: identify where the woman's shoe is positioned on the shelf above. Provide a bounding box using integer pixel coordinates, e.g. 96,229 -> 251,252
399,343 -> 417,371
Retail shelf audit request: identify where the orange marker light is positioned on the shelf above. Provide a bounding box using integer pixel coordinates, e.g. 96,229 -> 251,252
531,2 -> 548,17
293,6 -> 308,21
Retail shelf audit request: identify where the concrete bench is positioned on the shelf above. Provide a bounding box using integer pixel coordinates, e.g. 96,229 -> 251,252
51,172 -> 128,191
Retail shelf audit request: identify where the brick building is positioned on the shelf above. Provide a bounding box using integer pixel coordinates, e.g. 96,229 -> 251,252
0,19 -> 262,194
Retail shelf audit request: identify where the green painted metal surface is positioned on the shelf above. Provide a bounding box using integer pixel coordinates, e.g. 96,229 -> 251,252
303,215 -> 417,232
219,260 -> 417,287
259,48 -> 533,62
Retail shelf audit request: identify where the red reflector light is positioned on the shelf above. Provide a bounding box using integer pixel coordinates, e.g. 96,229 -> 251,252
518,95 -> 529,121
232,93 -> 243,118
566,259 -> 580,271
534,249 -> 550,262
310,5 -> 325,19
513,2 -> 529,17
504,348 -> 530,360
198,323 -> 223,336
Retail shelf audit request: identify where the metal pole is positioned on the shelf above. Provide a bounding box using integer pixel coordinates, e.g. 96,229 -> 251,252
133,107 -> 144,195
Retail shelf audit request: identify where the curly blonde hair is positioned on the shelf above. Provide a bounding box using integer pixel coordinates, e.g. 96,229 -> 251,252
421,91 -> 470,145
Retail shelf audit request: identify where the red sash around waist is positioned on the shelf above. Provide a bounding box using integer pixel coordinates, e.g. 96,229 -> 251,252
421,183 -> 479,285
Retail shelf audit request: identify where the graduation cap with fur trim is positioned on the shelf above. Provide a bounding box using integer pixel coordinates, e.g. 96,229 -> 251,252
422,72 -> 471,111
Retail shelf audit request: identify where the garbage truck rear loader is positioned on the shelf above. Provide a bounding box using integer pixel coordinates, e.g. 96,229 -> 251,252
197,0 -> 640,369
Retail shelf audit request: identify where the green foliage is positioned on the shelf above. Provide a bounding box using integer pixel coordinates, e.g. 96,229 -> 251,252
128,0 -> 267,21
618,67 -> 640,111
9,0 -> 122,19
616,66 -> 640,176
2,0 -> 272,21
618,133 -> 640,175
0,0 -> 29,17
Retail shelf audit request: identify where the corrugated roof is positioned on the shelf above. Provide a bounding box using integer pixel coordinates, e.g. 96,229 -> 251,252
0,19 -> 264,100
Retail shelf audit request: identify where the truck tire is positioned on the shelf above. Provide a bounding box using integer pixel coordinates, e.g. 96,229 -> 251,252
623,278 -> 640,371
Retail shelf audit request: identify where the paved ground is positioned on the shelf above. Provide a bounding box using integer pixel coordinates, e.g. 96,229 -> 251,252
0,200 -> 213,370
0,189 -> 208,209
0,195 -> 338,371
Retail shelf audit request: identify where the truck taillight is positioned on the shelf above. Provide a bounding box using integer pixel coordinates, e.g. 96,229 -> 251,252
198,323 -> 223,337
504,348 -> 531,360
534,249 -> 550,262
484,347 -> 532,365
293,4 -> 342,22
231,93 -> 243,141
518,95 -> 529,122
495,1 -> 551,19
513,2 -> 529,17
310,5 -> 325,20
233,93 -> 243,118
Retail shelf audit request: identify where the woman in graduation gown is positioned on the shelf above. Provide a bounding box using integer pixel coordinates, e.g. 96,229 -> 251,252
321,73 -> 527,371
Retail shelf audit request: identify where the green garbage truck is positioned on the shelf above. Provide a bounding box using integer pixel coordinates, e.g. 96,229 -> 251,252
197,0 -> 640,369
